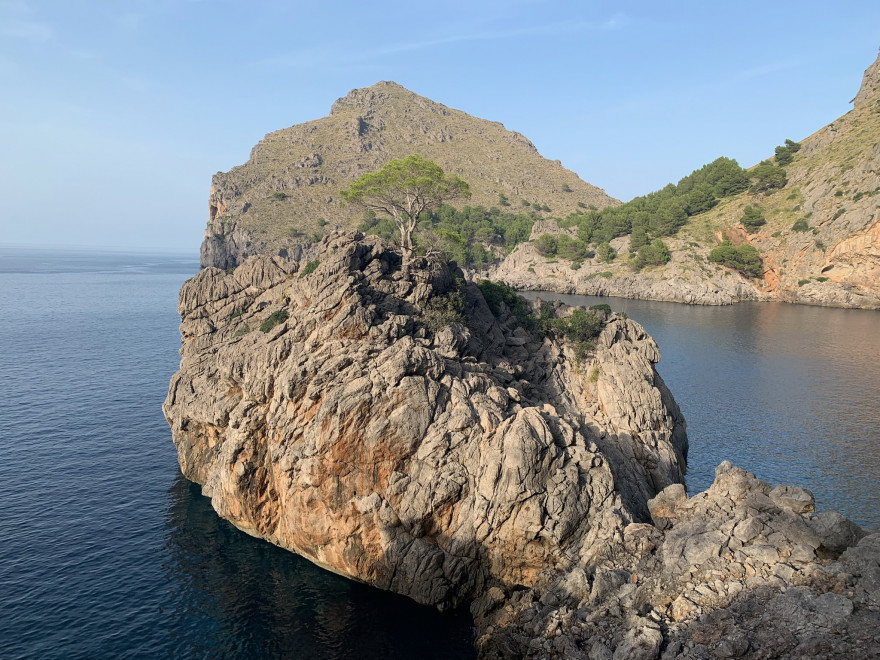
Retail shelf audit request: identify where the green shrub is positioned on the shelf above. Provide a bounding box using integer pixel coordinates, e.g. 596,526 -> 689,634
299,259 -> 320,278
498,193 -> 510,206
422,292 -> 466,330
589,303 -> 612,314
791,218 -> 810,232
534,233 -> 558,256
708,240 -> 763,278
260,309 -> 289,332
476,280 -> 533,329
815,240 -> 826,251
832,208 -> 845,221
599,271 -> 613,279
750,161 -> 787,193
271,191 -> 288,201
631,239 -> 671,270
570,260 -> 582,270
596,241 -> 616,263
587,365 -> 600,383
774,139 -> 801,166
234,324 -> 251,337
561,183 -> 572,193
815,276 -> 829,282
740,205 -> 766,232
798,279 -> 810,287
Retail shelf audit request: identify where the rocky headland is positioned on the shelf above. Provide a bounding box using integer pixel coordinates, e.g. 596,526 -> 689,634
165,232 -> 880,658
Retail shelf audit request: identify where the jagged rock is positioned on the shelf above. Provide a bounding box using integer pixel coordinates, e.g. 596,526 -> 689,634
165,230 -> 686,610
474,460 -> 880,658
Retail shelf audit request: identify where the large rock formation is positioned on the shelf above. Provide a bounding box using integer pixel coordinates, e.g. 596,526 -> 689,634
165,230 -> 687,609
201,81 -> 617,269
166,232 -> 880,656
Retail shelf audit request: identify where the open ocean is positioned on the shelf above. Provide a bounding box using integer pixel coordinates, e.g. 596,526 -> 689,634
1,247 -> 878,658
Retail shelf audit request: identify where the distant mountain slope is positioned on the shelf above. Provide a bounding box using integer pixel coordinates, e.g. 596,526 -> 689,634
201,81 -> 617,268
495,47 -> 880,309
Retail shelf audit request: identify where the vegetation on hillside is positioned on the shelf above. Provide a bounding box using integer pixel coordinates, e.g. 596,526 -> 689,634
708,240 -> 763,278
555,157 -> 750,246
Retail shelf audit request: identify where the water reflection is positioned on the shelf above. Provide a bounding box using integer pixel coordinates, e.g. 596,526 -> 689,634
522,293 -> 880,528
163,476 -> 476,659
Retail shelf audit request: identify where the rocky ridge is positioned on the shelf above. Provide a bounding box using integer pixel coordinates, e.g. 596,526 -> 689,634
165,232 -> 880,657
201,81 -> 617,269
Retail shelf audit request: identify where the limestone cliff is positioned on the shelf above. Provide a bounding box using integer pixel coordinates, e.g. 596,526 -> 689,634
165,231 -> 686,609
201,82 -> 617,269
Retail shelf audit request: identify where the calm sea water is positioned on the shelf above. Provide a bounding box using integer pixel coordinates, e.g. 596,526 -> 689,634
2,251 -> 878,659
522,291 -> 880,529
0,249 -> 475,660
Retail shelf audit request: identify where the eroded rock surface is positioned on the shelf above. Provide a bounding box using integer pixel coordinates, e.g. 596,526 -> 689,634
165,231 -> 879,657
475,462 -> 880,659
165,231 -> 686,610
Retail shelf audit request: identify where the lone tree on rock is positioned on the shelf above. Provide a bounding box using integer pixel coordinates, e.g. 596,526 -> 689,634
341,154 -> 470,266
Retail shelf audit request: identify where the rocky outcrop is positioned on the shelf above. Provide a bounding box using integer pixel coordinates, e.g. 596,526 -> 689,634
165,231 -> 687,610
485,47 -> 880,309
475,462 -> 880,658
166,231 -> 879,656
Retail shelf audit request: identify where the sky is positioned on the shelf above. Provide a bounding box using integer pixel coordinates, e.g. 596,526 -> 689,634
1,1 -> 879,253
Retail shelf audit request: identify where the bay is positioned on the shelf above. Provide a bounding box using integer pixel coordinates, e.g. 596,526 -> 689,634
522,291 -> 880,529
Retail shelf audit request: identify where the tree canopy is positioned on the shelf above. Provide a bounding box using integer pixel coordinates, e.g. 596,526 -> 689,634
341,155 -> 470,264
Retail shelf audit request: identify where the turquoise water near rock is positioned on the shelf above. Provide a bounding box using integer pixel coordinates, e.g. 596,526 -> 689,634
522,291 -> 880,529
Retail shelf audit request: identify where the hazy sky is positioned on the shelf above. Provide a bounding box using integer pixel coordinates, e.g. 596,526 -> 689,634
2,1 -> 879,253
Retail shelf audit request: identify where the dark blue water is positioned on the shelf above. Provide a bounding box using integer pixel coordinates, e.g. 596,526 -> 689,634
522,292 -> 880,529
0,249 -> 475,660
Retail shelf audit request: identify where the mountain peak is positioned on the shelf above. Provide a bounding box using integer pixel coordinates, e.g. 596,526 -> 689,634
330,81 -> 436,116
853,46 -> 880,108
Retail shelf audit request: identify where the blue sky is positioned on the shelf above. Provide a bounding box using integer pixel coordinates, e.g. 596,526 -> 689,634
1,0 -> 879,252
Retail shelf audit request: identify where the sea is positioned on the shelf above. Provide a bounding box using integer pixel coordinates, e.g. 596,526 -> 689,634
1,247 -> 878,659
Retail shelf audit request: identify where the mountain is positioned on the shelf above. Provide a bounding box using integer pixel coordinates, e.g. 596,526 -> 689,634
495,47 -> 880,309
201,81 -> 617,269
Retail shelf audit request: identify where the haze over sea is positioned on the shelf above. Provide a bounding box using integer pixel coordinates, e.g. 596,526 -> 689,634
1,248 -> 878,658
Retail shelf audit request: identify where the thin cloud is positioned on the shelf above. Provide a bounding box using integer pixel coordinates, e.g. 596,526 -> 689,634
1,17 -> 53,41
376,19 -> 623,55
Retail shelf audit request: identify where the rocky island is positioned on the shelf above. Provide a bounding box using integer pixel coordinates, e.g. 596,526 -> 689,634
165,231 -> 880,658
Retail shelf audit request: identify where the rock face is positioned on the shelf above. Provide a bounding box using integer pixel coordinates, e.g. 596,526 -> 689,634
476,462 -> 880,659
166,232 -> 880,657
488,236 -> 762,306
165,231 -> 687,609
201,81 -> 617,269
